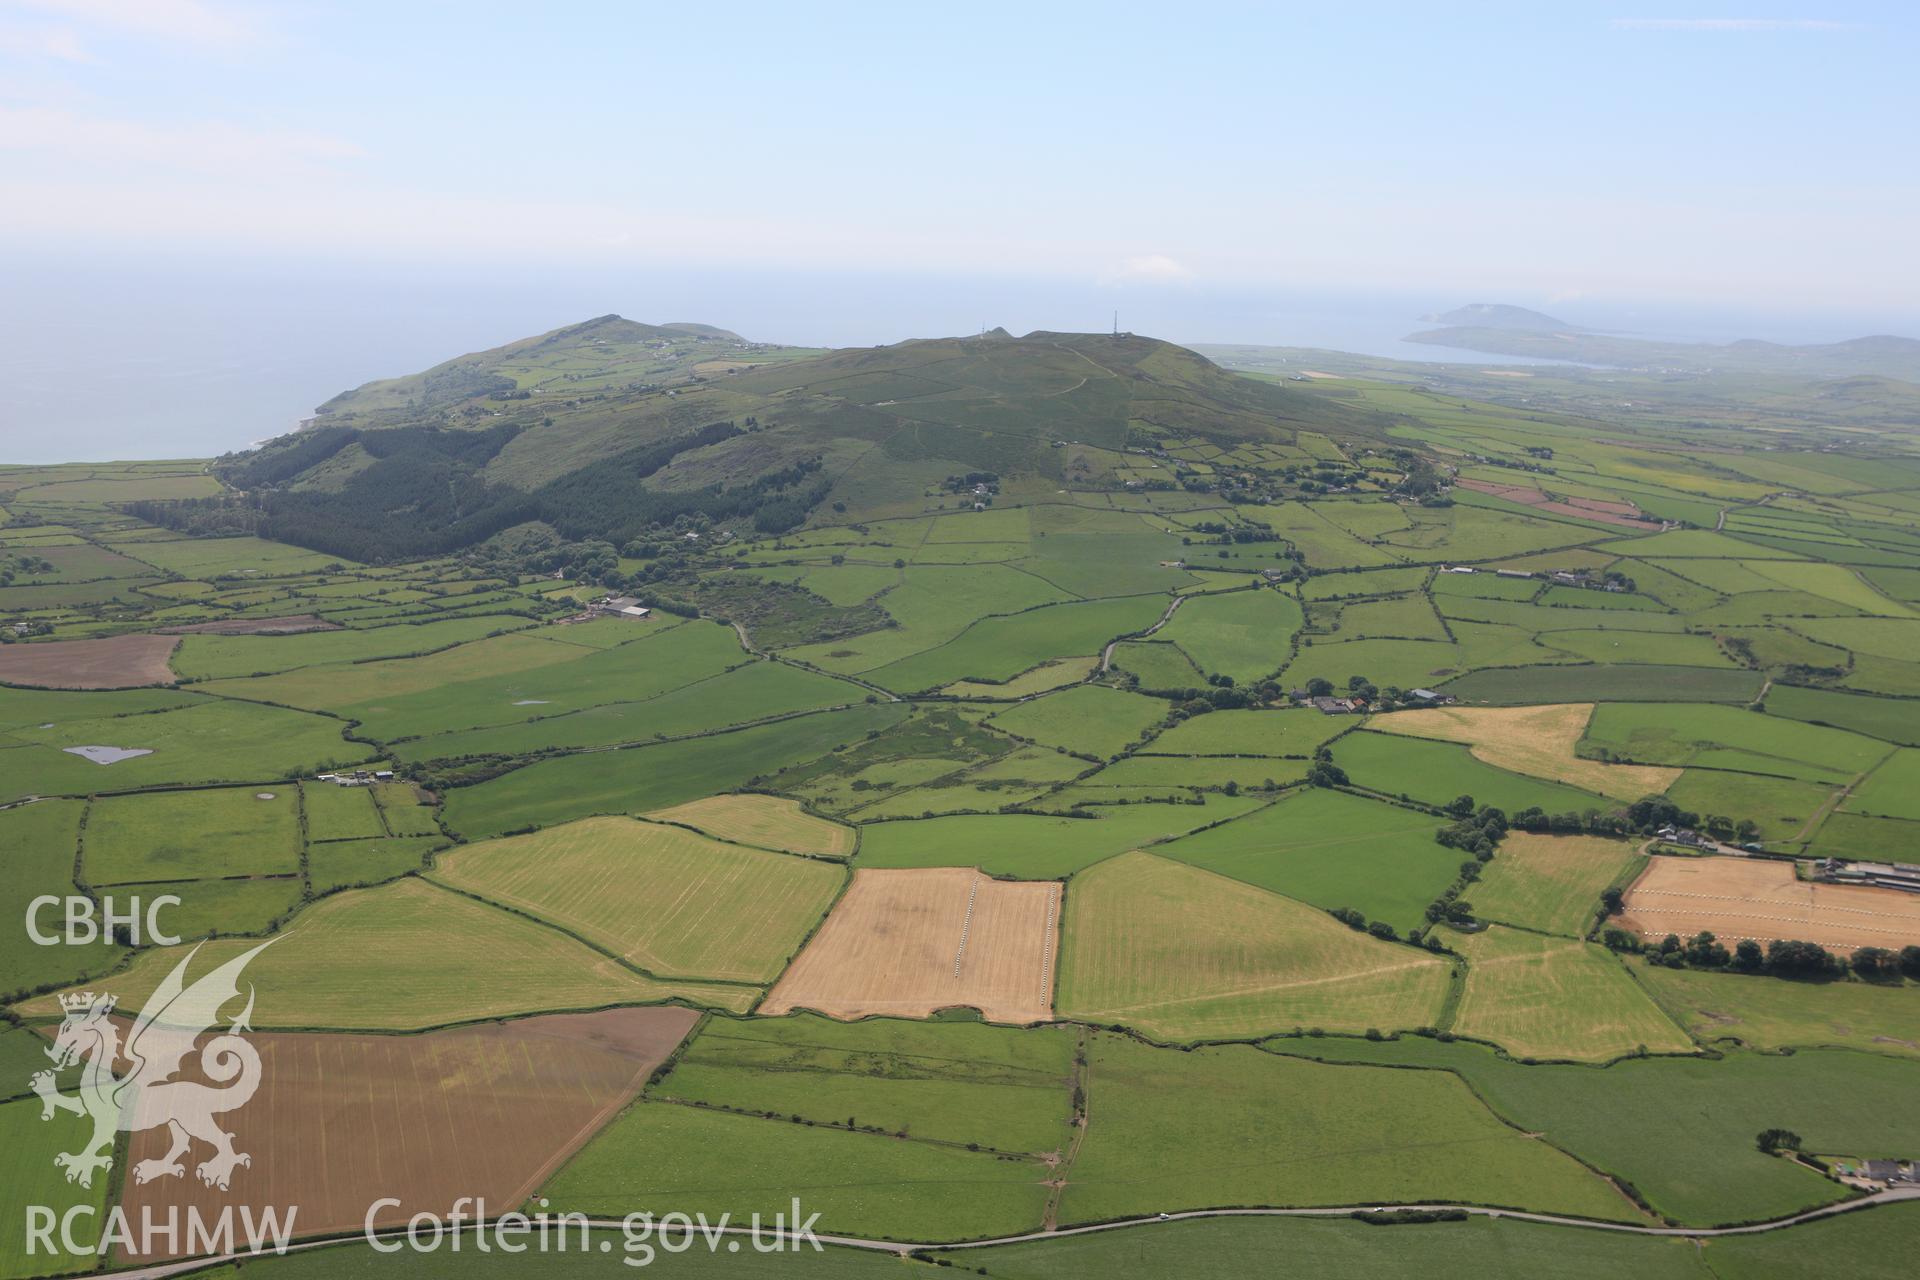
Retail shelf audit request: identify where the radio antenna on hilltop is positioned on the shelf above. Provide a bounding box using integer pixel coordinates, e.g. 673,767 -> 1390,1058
1112,310 -> 1119,337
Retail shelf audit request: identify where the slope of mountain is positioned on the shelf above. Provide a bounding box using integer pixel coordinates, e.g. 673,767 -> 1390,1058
150,322 -> 1381,563
315,314 -> 786,421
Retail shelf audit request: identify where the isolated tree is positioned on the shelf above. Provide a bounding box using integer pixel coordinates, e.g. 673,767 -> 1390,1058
1756,1129 -> 1802,1155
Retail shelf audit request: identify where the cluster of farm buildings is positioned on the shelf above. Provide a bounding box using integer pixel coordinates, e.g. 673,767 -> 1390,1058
1818,858 -> 1920,895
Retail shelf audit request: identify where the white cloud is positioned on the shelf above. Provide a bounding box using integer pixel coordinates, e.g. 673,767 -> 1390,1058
1106,254 -> 1194,284
0,104 -> 362,172
6,0 -> 261,48
1611,18 -> 1859,32
0,20 -> 92,60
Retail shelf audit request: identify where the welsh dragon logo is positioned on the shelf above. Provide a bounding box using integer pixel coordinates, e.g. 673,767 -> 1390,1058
33,940 -> 275,1192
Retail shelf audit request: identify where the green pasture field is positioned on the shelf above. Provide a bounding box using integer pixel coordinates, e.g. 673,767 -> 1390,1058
1805,810 -> 1920,860
1,696 -> 372,803
1542,629 -> 1737,667
1468,831 -> 1643,936
306,834 -> 443,892
942,1213 -> 1729,1280
1143,707 -> 1347,756
1437,663 -> 1764,704
1333,729 -> 1607,814
1429,570 -> 1542,600
84,784 -> 302,883
194,630 -> 598,715
1538,585 -> 1667,610
1334,592 -> 1449,640
432,816 -> 841,982
441,703 -> 909,839
1581,702 -> 1889,783
1447,926 -> 1694,1061
1741,559 -> 1920,615
942,656 -> 1098,698
657,1015 -> 1077,1154
25,877 -> 753,1029
287,619 -> 732,738
784,563 -> 1072,673
0,1096 -> 106,1278
0,684 -> 262,731
854,796 -> 1260,878
1636,965 -> 1920,1058
1279,636 -> 1465,692
0,799 -> 125,997
1592,528 -> 1801,559
1056,851 -> 1449,1041
392,659 -> 863,761
103,534 -> 349,577
1078,754 -> 1309,789
1152,788 -> 1457,934
0,542 -> 157,582
1841,747 -> 1920,819
543,1099 -> 1049,1242
1436,594 -> 1688,633
1104,639 -> 1204,689
1057,1034 -> 1632,1225
1664,769 -> 1836,842
1705,1204 -> 1920,1280
862,595 -> 1167,693
153,875 -> 302,940
177,613 -> 534,682
1303,565 -> 1432,599
985,684 -> 1166,758
371,780 -> 440,834
1797,616 -> 1920,663
1152,588 -> 1302,682
1766,683 -> 1920,745
1264,1036 -> 1920,1225
301,779 -> 386,840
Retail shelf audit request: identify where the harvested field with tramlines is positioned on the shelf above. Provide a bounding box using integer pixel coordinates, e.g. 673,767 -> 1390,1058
761,866 -> 1059,1024
0,633 -> 180,688
114,1007 -> 699,1260
430,816 -> 843,983
643,792 -> 855,857
1618,855 -> 1920,953
1371,702 -> 1679,801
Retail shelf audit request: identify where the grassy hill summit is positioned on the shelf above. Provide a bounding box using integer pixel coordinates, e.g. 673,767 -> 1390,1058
137,323 -> 1379,563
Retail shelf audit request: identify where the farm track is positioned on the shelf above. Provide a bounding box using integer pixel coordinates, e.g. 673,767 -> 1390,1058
1098,593 -> 1187,672
103,1188 -> 1920,1278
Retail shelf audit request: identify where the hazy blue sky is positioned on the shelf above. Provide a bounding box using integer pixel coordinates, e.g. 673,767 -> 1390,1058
2,1 -> 1918,459
5,0 -> 1916,305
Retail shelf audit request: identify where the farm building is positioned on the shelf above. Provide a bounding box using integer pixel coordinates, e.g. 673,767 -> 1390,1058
1861,1160 -> 1914,1184
1405,689 -> 1455,704
589,595 -> 652,619
1818,858 -> 1920,895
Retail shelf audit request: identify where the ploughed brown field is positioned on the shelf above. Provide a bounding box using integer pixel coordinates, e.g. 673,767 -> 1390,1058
1618,855 -> 1920,953
762,866 -> 1058,1024
112,1006 -> 699,1260
0,633 -> 179,688
1455,478 -> 1652,529
158,613 -> 341,635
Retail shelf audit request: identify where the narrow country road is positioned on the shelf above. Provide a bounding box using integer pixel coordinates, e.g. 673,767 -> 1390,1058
97,1187 -> 1920,1280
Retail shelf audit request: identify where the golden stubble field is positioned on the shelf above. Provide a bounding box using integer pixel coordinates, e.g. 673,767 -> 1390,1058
761,866 -> 1059,1024
1619,855 -> 1920,952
